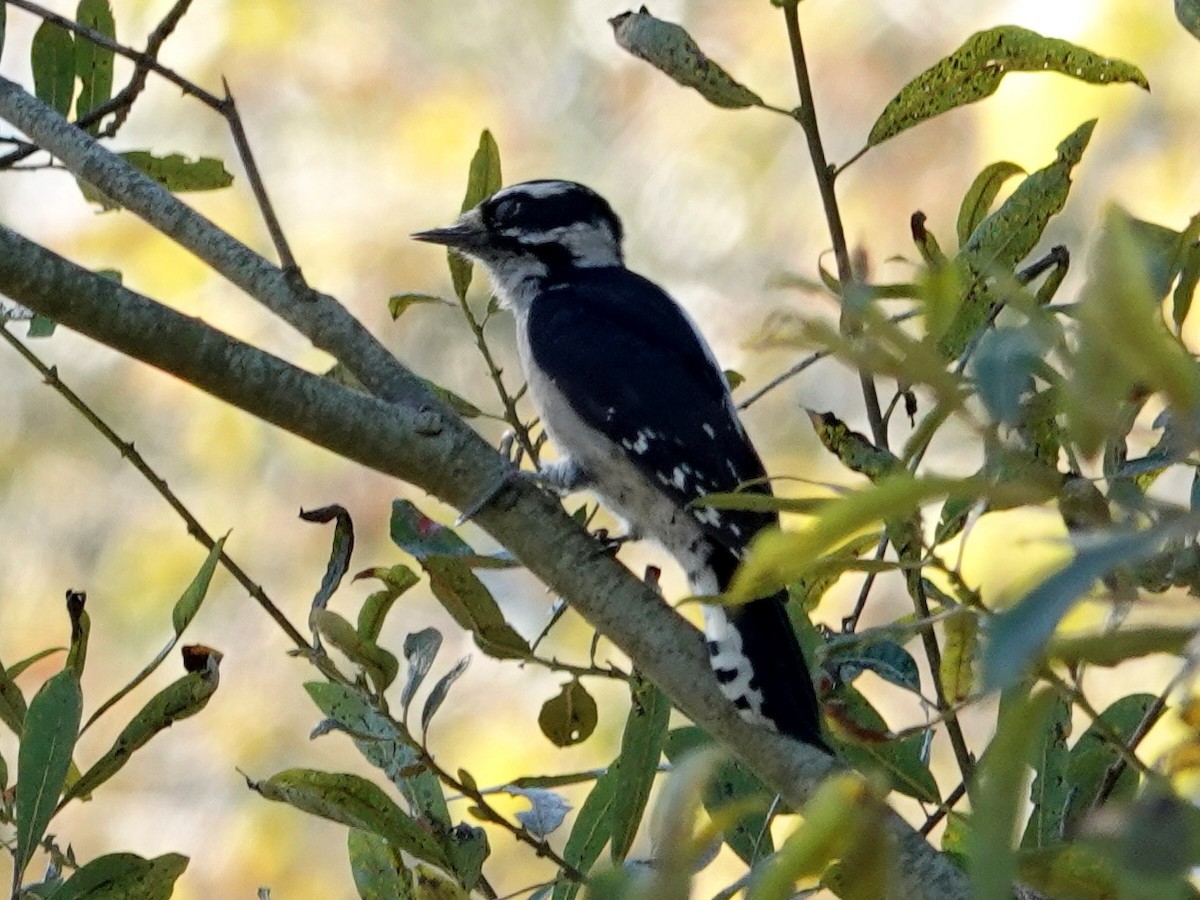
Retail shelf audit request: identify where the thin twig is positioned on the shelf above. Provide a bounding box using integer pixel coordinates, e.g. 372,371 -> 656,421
1088,653 -> 1192,812
909,578 -> 975,782
779,3 -> 887,449
219,79 -> 302,280
3,0 -> 221,105
0,323 -> 313,652
457,295 -> 539,464
737,348 -> 828,410
420,746 -> 585,883
919,780 -> 968,836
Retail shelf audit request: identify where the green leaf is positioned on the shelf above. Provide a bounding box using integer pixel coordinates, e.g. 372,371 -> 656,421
27,315 -> 57,338
938,608 -> 978,704
692,492 -> 829,514
984,521 -> 1195,691
551,767 -> 617,900
423,557 -> 530,659
356,565 -> 420,642
0,653 -> 29,736
390,500 -> 474,558
748,774 -> 865,900
79,152 -> 233,206
1017,843 -> 1122,900
301,505 -> 355,612
420,655 -> 470,735
1021,692 -> 1071,849
609,678 -> 671,862
312,609 -> 399,692
1049,625 -> 1195,667
173,535 -> 224,636
1177,0 -> 1200,41
74,0 -> 115,135
664,726 -> 774,865
731,474 -> 1047,602
1173,241 -> 1200,329
938,120 -> 1095,359
400,628 -> 442,717
249,769 -> 452,871
538,680 -> 598,747
1063,694 -> 1157,835
51,852 -> 188,900
81,538 -> 223,735
31,21 -> 76,116
0,4 -> 6,65
808,409 -> 902,480
970,686 -> 1057,900
1064,206 -> 1200,456
305,681 -> 449,829
824,640 -> 920,694
609,9 -> 764,110
348,828 -> 414,900
65,590 -> 89,678
418,378 -> 484,419
66,664 -> 220,802
957,161 -> 1026,246
830,685 -> 939,804
450,130 -> 502,301
388,293 -> 450,320
442,823 -> 489,891
972,325 -> 1051,426
15,670 -> 83,882
868,27 -> 1147,146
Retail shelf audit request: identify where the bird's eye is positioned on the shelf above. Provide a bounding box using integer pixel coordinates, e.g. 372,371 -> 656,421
492,199 -> 522,224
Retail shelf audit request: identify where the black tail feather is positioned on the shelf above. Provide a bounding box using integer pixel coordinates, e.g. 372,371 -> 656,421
727,593 -> 828,750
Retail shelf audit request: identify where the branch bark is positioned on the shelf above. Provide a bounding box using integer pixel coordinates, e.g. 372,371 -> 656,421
0,76 -> 969,898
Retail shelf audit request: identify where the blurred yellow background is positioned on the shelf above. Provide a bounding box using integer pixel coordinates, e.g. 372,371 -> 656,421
1,0 -> 1198,896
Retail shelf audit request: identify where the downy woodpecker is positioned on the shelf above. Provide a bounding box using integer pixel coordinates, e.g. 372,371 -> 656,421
414,179 -> 825,747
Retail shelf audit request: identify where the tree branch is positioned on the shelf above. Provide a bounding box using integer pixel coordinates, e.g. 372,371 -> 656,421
0,80 -> 969,899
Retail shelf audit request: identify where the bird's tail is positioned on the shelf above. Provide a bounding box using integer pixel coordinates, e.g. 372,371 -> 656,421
702,585 -> 827,750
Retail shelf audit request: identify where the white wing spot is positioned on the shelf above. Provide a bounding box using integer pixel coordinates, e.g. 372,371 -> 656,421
702,423 -> 716,439
671,467 -> 687,490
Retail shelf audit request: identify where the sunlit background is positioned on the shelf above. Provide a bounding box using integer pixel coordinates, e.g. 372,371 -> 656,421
1,0 -> 1198,896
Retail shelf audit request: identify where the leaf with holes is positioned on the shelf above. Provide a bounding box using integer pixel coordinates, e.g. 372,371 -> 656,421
1021,692 -> 1071,850
538,680 -> 597,747
869,27 -> 1146,145
52,852 -> 188,900
65,664 -> 220,802
249,769 -> 451,871
305,681 -> 449,829
348,828 -> 414,900
609,9 -> 764,110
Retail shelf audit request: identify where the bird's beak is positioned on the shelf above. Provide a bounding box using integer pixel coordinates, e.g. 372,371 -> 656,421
411,208 -> 487,250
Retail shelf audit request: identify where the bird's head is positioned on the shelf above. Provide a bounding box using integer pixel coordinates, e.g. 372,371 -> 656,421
413,180 -> 625,308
